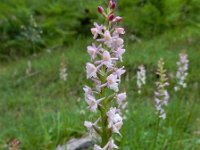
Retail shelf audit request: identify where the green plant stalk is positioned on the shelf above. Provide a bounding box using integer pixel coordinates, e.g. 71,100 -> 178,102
99,69 -> 111,146
100,103 -> 110,146
152,113 -> 161,150
98,11 -> 113,146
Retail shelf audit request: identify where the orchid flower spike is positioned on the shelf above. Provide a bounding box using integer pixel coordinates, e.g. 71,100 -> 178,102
84,0 -> 126,148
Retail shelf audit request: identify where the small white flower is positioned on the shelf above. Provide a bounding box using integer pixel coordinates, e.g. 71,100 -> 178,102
107,107 -> 123,134
84,118 -> 100,134
86,63 -> 97,79
175,53 -> 189,91
137,65 -> 146,93
111,38 -> 124,51
107,138 -> 118,150
87,44 -> 101,60
116,92 -> 126,106
85,96 -> 104,112
107,74 -> 119,92
91,22 -> 104,39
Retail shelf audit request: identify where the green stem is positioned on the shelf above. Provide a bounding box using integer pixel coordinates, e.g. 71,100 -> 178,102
101,109 -> 109,146
152,116 -> 161,150
99,84 -> 111,146
98,5 -> 114,147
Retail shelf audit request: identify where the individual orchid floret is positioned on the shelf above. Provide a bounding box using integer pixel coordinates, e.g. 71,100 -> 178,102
116,92 -> 127,106
174,52 -> 189,91
84,121 -> 94,131
137,65 -> 146,94
98,30 -> 113,47
102,51 -> 113,68
112,66 -> 126,82
87,44 -> 101,60
107,138 -> 118,150
91,23 -> 104,39
86,63 -> 98,79
84,117 -> 101,134
85,95 -> 104,112
111,38 -> 124,51
107,107 -> 123,134
115,47 -> 125,62
154,59 -> 169,119
113,28 -> 125,37
106,74 -> 119,92
83,86 -> 93,98
93,138 -> 118,150
96,51 -> 118,68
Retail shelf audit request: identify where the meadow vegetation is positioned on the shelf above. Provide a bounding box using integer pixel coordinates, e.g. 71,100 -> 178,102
0,0 -> 199,149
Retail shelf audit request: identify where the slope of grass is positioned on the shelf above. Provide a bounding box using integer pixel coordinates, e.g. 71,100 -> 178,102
0,26 -> 199,149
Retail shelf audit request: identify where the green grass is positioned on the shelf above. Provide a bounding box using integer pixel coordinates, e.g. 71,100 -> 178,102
0,25 -> 199,149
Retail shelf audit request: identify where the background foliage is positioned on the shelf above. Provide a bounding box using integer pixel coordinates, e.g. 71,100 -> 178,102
0,0 -> 199,60
0,0 -> 199,149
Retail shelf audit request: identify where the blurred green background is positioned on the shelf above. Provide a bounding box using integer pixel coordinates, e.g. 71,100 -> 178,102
0,0 -> 199,149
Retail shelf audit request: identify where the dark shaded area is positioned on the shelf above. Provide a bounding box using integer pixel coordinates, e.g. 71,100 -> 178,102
75,141 -> 94,150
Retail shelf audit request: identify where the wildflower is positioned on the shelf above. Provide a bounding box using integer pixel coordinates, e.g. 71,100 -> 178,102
98,30 -> 112,47
115,47 -> 125,62
102,51 -> 114,68
83,86 -> 93,98
85,118 -> 100,134
116,92 -> 127,106
137,65 -> 146,94
107,138 -> 118,149
60,68 -> 67,81
93,138 -> 118,150
86,63 -> 97,79
154,59 -> 169,119
113,28 -> 125,36
106,74 -> 119,92
96,51 -> 117,68
113,67 -> 126,82
111,38 -> 124,51
84,1 -> 126,148
87,44 -> 101,60
91,23 -> 104,39
107,107 -> 123,134
174,52 -> 189,91
85,95 -> 104,112
59,55 -> 68,81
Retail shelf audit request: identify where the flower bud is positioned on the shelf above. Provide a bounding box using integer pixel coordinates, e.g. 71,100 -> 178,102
108,14 -> 115,21
110,1 -> 116,9
98,6 -> 104,14
115,16 -> 122,22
